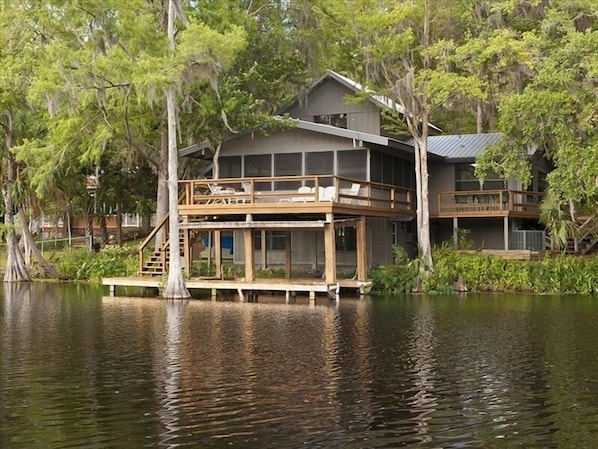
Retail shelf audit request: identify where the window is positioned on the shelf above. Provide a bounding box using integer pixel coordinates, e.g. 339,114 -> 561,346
219,156 -> 241,178
274,153 -> 302,190
254,231 -> 286,250
338,149 -> 366,181
455,164 -> 476,191
336,226 -> 356,251
455,164 -> 505,191
314,113 -> 347,129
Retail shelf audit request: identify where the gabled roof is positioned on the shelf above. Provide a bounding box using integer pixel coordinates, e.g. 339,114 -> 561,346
293,119 -> 415,152
422,133 -> 503,161
179,118 -> 418,158
279,70 -> 442,133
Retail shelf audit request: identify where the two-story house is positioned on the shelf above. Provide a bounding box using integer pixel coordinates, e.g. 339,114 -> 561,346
137,70 -> 545,298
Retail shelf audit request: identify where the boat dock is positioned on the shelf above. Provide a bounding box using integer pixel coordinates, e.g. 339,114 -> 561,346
102,276 -> 372,302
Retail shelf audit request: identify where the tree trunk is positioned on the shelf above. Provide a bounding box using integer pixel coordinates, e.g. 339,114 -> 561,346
86,193 -> 95,250
162,0 -> 189,299
115,201 -> 123,245
162,89 -> 190,299
476,100 -> 483,134
155,128 -> 169,251
18,208 -> 60,278
100,213 -> 108,247
3,152 -> 30,283
413,131 -> 433,271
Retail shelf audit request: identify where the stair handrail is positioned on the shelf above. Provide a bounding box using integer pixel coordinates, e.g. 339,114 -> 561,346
138,213 -> 169,274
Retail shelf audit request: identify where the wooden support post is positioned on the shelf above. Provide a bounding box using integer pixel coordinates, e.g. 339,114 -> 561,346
215,230 -> 222,279
285,231 -> 292,279
453,217 -> 459,249
207,231 -> 213,270
324,218 -> 337,285
183,229 -> 191,276
244,228 -> 255,282
504,216 -> 509,250
356,217 -> 367,281
109,284 -> 115,296
260,230 -> 267,269
211,288 -> 217,301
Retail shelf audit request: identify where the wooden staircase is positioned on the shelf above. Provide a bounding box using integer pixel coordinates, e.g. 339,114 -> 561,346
139,233 -> 185,276
575,216 -> 598,255
138,214 -> 186,276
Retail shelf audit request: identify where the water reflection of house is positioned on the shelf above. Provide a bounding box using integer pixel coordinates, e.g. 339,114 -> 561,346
132,70 -> 546,297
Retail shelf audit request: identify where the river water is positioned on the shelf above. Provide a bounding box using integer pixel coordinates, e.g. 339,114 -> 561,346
1,283 -> 598,448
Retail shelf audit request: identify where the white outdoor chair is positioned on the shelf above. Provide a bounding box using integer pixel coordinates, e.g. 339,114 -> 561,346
289,186 -> 314,203
320,186 -> 335,202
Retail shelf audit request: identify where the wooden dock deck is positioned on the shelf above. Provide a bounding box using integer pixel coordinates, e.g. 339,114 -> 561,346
102,276 -> 373,301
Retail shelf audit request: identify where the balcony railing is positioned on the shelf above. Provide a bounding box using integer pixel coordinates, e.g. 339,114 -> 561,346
179,175 -> 415,213
436,190 -> 543,217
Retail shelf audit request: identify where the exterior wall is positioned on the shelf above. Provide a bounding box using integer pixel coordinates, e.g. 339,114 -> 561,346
286,81 -> 381,135
428,161 -> 454,214
433,217 -> 511,250
223,128 -> 359,157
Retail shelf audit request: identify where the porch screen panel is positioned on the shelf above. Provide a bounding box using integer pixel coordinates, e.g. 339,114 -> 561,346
305,151 -> 334,187
274,153 -> 302,190
382,153 -> 393,184
338,149 -> 366,181
403,160 -> 415,189
219,156 -> 241,179
245,154 -> 272,191
370,151 -> 382,183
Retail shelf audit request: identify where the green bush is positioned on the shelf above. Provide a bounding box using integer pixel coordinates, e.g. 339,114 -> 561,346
371,246 -> 598,295
54,245 -> 138,282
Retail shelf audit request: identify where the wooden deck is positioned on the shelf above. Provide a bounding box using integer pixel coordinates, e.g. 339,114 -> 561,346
433,190 -> 543,219
102,276 -> 373,301
178,175 -> 415,219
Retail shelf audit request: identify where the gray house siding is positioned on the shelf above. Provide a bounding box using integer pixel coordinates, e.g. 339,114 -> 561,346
286,81 -> 381,135
428,161 -> 454,214
222,128 -> 359,158
434,218 -> 509,249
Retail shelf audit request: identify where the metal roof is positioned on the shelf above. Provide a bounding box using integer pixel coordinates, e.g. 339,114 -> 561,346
420,133 -> 503,160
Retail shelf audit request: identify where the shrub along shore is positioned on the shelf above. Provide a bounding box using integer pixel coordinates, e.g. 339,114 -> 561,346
22,243 -> 598,296
370,245 -> 598,295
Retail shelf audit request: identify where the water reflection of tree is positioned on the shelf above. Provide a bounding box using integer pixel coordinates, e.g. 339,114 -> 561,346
407,299 -> 437,445
156,299 -> 187,448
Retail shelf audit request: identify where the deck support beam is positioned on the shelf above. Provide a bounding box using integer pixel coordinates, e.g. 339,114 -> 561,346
285,231 -> 292,278
244,228 -> 255,281
356,217 -> 367,281
260,230 -> 267,269
215,231 -> 222,278
504,216 -> 509,250
183,229 -> 191,275
453,217 -> 459,249
324,214 -> 337,285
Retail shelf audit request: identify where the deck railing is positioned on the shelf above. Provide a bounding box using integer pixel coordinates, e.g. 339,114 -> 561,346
436,189 -> 543,216
179,175 -> 414,212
